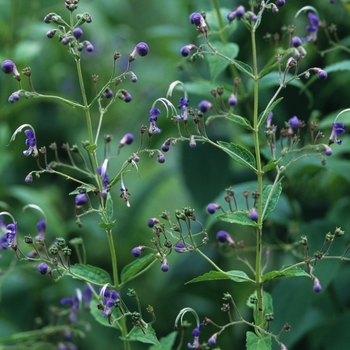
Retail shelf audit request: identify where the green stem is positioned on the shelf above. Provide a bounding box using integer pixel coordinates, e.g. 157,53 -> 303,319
107,229 -> 119,287
251,25 -> 265,332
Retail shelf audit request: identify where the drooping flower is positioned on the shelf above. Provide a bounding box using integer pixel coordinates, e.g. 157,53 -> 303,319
216,230 -> 235,246
161,258 -> 169,272
101,288 -> 119,318
1,223 -> 17,250
275,0 -> 286,7
75,193 -> 88,206
176,97 -> 189,122
1,60 -> 20,76
329,122 -> 345,145
149,108 -> 162,134
97,162 -> 110,198
248,207 -> 259,222
85,41 -> 94,52
174,242 -> 186,253
198,100 -> 212,113
189,12 -> 208,32
188,323 -> 205,349
291,36 -> 302,48
38,262 -> 51,275
147,218 -> 160,227
129,42 -> 149,61
304,13 -> 319,42
208,333 -> 218,346
235,6 -> 245,19
228,94 -> 238,106
35,219 -> 46,241
180,45 -> 195,57
23,129 -> 39,157
206,203 -> 220,214
119,133 -> 134,148
313,277 -> 322,292
131,246 -> 145,257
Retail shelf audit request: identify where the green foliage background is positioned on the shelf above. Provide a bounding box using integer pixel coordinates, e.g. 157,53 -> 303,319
1,0 -> 350,349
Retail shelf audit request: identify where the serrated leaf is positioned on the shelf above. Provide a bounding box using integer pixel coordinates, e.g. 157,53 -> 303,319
258,97 -> 284,126
232,58 -> 253,77
120,254 -> 156,284
262,265 -> 310,282
226,114 -> 254,131
246,332 -> 271,350
206,41 -> 239,82
217,141 -> 256,170
216,211 -> 258,227
262,181 -> 282,220
68,264 -> 111,286
148,331 -> 178,350
98,221 -> 116,231
120,325 -> 160,345
262,160 -> 279,173
185,270 -> 254,284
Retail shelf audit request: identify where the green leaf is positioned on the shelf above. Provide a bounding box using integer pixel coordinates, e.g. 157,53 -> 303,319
98,221 -> 116,231
258,97 -> 284,126
69,184 -> 96,195
246,332 -> 271,350
262,181 -> 282,220
120,253 -> 156,284
247,291 -> 273,328
205,7 -> 238,38
185,270 -> 254,284
259,64 -> 277,79
85,144 -> 97,153
262,160 -> 279,173
324,60 -> 350,73
148,331 -> 178,350
68,264 -> 111,286
216,211 -> 258,227
262,265 -> 310,282
217,141 -> 256,170
206,41 -> 239,82
68,237 -> 83,245
106,193 -> 113,222
89,298 -> 116,329
120,325 -> 160,346
226,114 -> 254,131
232,58 -> 253,77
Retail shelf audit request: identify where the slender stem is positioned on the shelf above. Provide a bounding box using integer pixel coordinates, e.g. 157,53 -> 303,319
107,229 -> 119,287
251,25 -> 265,332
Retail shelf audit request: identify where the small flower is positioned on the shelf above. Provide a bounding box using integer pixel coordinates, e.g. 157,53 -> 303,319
157,153 -> 165,163
104,88 -> 113,98
83,285 -> 93,310
131,74 -> 137,83
98,162 -> 110,198
313,277 -> 322,292
38,262 -> 51,275
275,0 -> 286,7
208,333 -> 217,346
248,207 -> 259,222
23,129 -> 39,157
46,30 -> 56,38
177,97 -> 189,122
288,116 -> 300,131
329,122 -> 345,145
101,288 -> 119,317
36,219 -> 46,240
8,92 -> 21,103
235,6 -> 245,19
216,230 -> 235,246
161,259 -> 169,272
206,203 -> 220,214
324,145 -> 332,156
188,323 -> 204,349
304,13 -> 319,42
149,108 -> 162,134
25,173 -> 33,183
72,27 -> 83,39
180,45 -> 195,57
198,100 -> 212,113
119,133 -> 134,147
228,94 -> 238,106
131,246 -> 145,257
317,69 -> 328,80
85,41 -> 94,52
147,218 -> 159,227
161,143 -> 170,152
189,12 -> 208,32
291,36 -> 302,48
1,223 -> 17,250
129,42 -> 149,61
61,290 -> 81,322
189,136 -> 196,148
61,37 -> 70,45
1,60 -> 20,75
174,242 -> 186,253
227,11 -> 236,22
75,193 -> 88,206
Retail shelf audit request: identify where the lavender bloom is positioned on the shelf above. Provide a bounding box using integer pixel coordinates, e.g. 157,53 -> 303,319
85,41 -> 94,52
147,218 -> 159,227
101,288 -> 119,318
288,116 -> 300,131
180,45 -> 195,57
206,203 -> 220,214
313,277 -> 322,292
131,246 -> 145,257
61,291 -> 81,322
38,262 -> 51,275
174,242 -> 186,253
1,59 -> 20,75
188,323 -> 204,349
216,230 -> 235,246
35,219 -> 46,240
317,70 -> 328,80
324,145 -> 333,156
329,122 -> 345,145
304,13 -> 319,42
83,285 -> 93,309
189,12 -> 208,32
129,42 -> 149,60
228,94 -> 238,106
1,223 -> 17,250
198,100 -> 212,113
227,11 -> 236,22
23,129 -> 38,157
75,193 -> 88,206
149,108 -> 162,134
72,27 -> 83,39
248,208 -> 259,222
177,97 -> 189,122
208,333 -> 217,346
104,88 -> 113,99
8,92 -> 20,103
157,153 -> 165,163
119,133 -> 134,147
97,165 -> 110,198
291,36 -> 302,48
161,143 -> 170,152
235,6 -> 245,19
275,0 -> 286,6
161,259 -> 169,272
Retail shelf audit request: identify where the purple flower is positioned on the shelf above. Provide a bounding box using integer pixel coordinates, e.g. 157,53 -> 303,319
147,218 -> 159,227
317,70 -> 328,80
288,116 -> 300,131
304,13 -> 319,42
291,36 -> 302,48
25,174 -> 33,183
72,27 -> 83,39
1,223 -> 17,250
75,193 -> 88,206
206,203 -> 219,214
101,288 -> 119,318
1,60 -> 19,75
189,12 -> 207,32
228,94 -> 238,106
174,242 -> 186,253
38,262 -> 51,275
119,133 -> 134,147
313,277 -> 322,292
235,6 -> 245,19
149,108 -> 162,134
161,259 -> 169,272
157,153 -> 165,163
208,333 -> 217,346
198,100 -> 212,113
131,246 -> 144,257
248,207 -> 259,222
329,122 -> 345,145
85,41 -> 94,52
161,143 -> 170,152
188,323 -> 204,349
61,291 -> 81,322
275,0 -> 286,7
104,88 -> 113,99
324,145 -> 333,156
216,230 -> 235,246
135,42 -> 149,57
23,129 -> 38,157
177,97 -> 189,122
180,45 -> 194,57
227,11 -> 236,22
98,164 -> 110,198
8,92 -> 20,103
36,219 -> 46,240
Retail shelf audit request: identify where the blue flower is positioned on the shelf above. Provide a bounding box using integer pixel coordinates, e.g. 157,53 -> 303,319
177,97 -> 189,122
35,219 -> 46,240
38,262 -> 51,275
304,13 -> 319,42
61,291 -> 81,323
187,323 -> 204,349
101,288 -> 119,318
1,223 -> 17,250
329,122 -> 345,145
98,163 -> 110,198
288,116 -> 300,131
149,108 -> 162,134
23,129 -> 38,157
